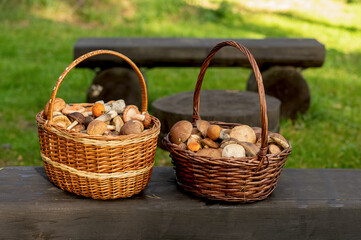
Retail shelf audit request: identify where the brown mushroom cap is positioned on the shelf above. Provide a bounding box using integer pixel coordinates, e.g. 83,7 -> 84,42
200,138 -> 219,149
72,124 -> 85,132
62,105 -> 85,115
87,120 -> 108,135
52,114 -> 71,128
191,128 -> 202,137
120,120 -> 143,135
197,148 -> 222,158
268,144 -> 282,154
252,127 -> 262,142
142,112 -> 152,128
169,120 -> 193,144
178,142 -> 187,150
269,132 -> 290,149
123,105 -> 140,122
238,142 -> 259,157
84,116 -> 94,127
230,125 -> 257,143
44,98 -> 66,117
196,120 -> 210,137
207,125 -> 222,140
68,112 -> 86,124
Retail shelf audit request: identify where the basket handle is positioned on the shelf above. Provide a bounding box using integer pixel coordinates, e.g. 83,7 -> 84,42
47,50 -> 148,122
192,41 -> 269,157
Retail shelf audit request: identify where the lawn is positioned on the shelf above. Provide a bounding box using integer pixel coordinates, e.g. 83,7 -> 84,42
0,0 -> 360,168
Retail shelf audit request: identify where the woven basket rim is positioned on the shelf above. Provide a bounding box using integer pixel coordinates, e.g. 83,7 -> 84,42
36,111 -> 161,141
164,133 -> 291,168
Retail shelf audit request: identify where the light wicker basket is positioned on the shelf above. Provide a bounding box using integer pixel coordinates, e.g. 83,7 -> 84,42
36,50 -> 160,200
163,41 -> 292,202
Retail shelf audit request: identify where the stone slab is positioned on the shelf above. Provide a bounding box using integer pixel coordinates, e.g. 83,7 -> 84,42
0,166 -> 360,239
152,89 -> 281,146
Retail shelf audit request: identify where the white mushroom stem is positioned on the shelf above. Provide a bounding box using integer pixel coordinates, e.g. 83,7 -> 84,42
67,120 -> 79,130
95,110 -> 117,122
82,111 -> 93,117
107,125 -> 115,130
130,113 -> 145,121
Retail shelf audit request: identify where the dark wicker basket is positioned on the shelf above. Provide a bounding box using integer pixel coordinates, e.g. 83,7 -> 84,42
36,50 -> 160,200
163,41 -> 292,203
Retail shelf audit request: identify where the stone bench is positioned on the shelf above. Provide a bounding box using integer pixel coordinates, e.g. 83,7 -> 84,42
73,37 -> 325,118
1,166 -> 360,239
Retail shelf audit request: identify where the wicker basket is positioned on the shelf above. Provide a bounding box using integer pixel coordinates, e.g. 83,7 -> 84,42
163,41 -> 292,203
36,50 -> 160,200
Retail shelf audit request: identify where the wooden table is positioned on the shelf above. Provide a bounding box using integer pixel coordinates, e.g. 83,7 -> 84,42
1,166 -> 360,239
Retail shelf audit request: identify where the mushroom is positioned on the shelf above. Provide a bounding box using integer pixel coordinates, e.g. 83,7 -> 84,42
178,142 -> 187,150
191,128 -> 202,137
187,134 -> 202,145
252,127 -> 262,142
62,105 -> 85,115
169,120 -> 193,144
200,138 -> 219,149
95,110 -> 117,122
122,105 -> 152,128
67,112 -> 86,130
105,99 -> 126,114
238,142 -> 259,157
187,142 -> 202,152
222,144 -> 246,158
92,102 -> 106,117
196,120 -> 210,137
197,148 -> 222,158
86,120 -> 108,135
219,129 -> 231,140
120,120 -> 144,135
269,132 -> 290,149
268,144 -> 281,154
112,115 -> 124,133
52,114 -> 71,128
44,98 -> 66,117
84,116 -> 94,128
72,124 -> 85,132
207,125 -> 221,140
220,138 -> 240,148
230,125 -> 257,143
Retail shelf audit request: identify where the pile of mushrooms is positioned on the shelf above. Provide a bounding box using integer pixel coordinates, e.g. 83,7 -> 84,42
169,120 -> 290,158
43,97 -> 152,136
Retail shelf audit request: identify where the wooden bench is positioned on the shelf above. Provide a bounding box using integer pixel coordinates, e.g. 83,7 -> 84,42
1,166 -> 360,239
74,37 -> 325,118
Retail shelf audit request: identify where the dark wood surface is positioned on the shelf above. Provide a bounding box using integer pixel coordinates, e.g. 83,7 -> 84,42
1,166 -> 360,239
74,37 -> 325,69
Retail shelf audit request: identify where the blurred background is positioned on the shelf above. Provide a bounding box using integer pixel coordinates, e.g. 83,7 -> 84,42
0,0 -> 360,168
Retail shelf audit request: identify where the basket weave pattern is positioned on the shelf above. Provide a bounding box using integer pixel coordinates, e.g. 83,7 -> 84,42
164,41 -> 291,202
36,50 -> 160,200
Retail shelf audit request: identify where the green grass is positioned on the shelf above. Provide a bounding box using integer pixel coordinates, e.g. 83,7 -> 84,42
0,0 -> 360,168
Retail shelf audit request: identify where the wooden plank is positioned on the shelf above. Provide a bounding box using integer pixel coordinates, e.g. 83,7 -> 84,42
0,166 -> 360,239
73,38 -> 326,69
